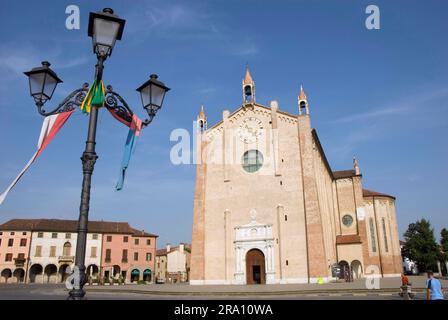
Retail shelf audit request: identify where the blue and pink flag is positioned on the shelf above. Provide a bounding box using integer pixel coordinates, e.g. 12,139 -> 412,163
110,112 -> 142,191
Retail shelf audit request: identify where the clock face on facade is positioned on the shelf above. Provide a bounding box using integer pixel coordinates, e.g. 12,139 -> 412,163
238,117 -> 263,144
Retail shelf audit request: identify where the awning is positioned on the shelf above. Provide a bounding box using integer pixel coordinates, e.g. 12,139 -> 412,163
131,269 -> 140,275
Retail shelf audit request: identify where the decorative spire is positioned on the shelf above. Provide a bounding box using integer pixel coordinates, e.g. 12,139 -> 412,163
243,66 -> 254,85
299,85 -> 307,101
198,105 -> 206,119
298,84 -> 309,115
353,157 -> 360,175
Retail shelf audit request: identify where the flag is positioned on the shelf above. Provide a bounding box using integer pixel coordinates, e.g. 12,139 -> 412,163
115,114 -> 142,191
80,79 -> 105,114
0,110 -> 74,205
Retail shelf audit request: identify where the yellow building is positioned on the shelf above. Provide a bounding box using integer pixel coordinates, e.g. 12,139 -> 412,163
190,68 -> 402,285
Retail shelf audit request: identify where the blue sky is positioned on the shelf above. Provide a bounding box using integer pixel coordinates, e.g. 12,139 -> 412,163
0,0 -> 447,247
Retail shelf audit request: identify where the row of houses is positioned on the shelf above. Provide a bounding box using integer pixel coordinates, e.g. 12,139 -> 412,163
0,219 -> 157,284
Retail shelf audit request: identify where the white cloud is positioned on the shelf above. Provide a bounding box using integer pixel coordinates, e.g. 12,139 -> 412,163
330,87 -> 448,124
124,1 -> 260,56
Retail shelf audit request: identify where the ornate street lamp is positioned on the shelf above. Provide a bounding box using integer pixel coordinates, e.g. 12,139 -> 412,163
23,61 -> 63,105
23,8 -> 169,300
88,8 -> 125,57
137,74 -> 170,125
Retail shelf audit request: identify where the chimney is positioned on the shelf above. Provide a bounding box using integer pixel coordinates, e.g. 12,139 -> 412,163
179,243 -> 184,252
166,243 -> 171,253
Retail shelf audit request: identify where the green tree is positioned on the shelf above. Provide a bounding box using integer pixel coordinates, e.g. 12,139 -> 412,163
441,228 -> 448,262
402,219 -> 439,273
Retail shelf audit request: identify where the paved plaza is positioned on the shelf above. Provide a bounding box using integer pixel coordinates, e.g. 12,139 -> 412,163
0,276 -> 445,300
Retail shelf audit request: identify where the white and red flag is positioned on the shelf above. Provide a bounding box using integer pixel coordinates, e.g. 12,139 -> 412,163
0,110 -> 74,205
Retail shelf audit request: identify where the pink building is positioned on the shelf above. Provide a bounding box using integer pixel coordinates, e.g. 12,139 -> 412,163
0,229 -> 32,283
101,227 -> 157,283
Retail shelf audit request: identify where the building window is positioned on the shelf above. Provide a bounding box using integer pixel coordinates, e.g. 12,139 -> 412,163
0,239 -> 2,246
20,239 -> 27,247
91,247 -> 97,258
17,253 -> 25,260
0,232 -> 3,235
51,233 -> 58,239
146,253 -> 152,261
5,253 -> 12,262
382,218 -> 389,253
369,218 -> 377,253
37,232 -> 44,238
92,233 -> 98,240
157,262 -> 160,268
134,238 -> 139,245
107,235 -> 112,242
65,233 -> 71,239
242,150 -> 263,173
123,236 -> 128,243
10,232 -> 15,236
342,215 -> 354,227
63,242 -> 72,256
8,239 -> 14,247
122,249 -> 128,263
50,246 -> 56,257
147,239 -> 151,245
134,252 -> 139,261
105,249 -> 111,262
35,246 -> 42,257
22,232 -> 27,235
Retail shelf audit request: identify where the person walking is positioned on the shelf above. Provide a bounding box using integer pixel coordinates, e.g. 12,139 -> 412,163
426,270 -> 444,301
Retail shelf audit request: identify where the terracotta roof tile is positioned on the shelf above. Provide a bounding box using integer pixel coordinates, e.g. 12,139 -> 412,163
362,189 -> 395,200
156,243 -> 191,256
0,218 -> 158,237
129,227 -> 158,238
333,170 -> 357,179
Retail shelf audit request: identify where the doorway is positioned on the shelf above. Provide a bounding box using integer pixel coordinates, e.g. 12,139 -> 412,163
246,249 -> 266,284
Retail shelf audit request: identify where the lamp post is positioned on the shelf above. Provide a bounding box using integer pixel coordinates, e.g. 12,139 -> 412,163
23,8 -> 170,300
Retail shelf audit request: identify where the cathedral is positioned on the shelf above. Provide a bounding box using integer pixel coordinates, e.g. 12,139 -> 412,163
190,68 -> 402,285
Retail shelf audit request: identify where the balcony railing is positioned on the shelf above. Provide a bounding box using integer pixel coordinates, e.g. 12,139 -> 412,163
14,258 -> 26,267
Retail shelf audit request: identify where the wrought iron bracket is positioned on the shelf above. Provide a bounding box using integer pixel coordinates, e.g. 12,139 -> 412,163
105,85 -> 154,127
36,83 -> 89,116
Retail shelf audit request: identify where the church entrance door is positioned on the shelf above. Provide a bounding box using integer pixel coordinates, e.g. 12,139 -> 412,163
246,249 -> 266,284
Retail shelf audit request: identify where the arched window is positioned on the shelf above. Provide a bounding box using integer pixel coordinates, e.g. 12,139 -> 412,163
63,242 -> 72,256
369,218 -> 377,252
381,218 -> 389,252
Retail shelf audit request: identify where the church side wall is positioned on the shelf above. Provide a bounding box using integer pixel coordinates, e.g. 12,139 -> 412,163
311,137 -> 337,277
363,196 -> 402,276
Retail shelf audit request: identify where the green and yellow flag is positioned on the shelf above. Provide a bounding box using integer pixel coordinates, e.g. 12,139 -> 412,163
80,79 -> 105,114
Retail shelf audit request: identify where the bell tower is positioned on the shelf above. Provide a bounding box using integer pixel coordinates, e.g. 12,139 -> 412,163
298,85 -> 309,115
242,66 -> 255,105
197,105 -> 207,132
